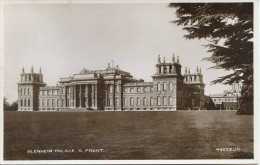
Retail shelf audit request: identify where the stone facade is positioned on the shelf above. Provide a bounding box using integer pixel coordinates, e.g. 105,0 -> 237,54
18,55 -> 205,111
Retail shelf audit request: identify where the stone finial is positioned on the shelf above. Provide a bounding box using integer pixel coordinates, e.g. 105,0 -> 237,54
163,57 -> 166,63
158,55 -> 161,63
39,67 -> 42,74
108,63 -> 110,68
185,67 -> 187,74
197,66 -> 199,73
188,68 -> 190,74
172,53 -> 175,63
22,66 -> 25,73
177,56 -> 180,63
116,65 -> 119,69
31,66 -> 34,73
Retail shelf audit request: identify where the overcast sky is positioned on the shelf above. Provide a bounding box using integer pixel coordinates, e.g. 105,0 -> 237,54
4,3 -> 232,103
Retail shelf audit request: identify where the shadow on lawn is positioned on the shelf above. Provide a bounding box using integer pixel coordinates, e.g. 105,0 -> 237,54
231,151 -> 254,159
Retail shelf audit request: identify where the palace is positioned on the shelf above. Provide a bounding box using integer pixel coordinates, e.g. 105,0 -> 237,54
17,55 -> 205,111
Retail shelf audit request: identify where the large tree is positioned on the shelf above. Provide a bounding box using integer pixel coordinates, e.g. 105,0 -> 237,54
169,3 -> 253,115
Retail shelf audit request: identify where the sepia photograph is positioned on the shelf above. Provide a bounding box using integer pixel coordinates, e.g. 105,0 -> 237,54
0,0 -> 258,164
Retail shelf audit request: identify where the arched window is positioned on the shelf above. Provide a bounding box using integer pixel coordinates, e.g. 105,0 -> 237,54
62,99 -> 64,107
47,99 -> 49,106
28,88 -> 30,95
24,88 -> 26,95
115,97 -> 119,106
130,97 -> 134,106
20,88 -> 23,95
42,99 -> 45,107
57,99 -> 59,107
28,99 -> 30,106
137,97 -> 140,106
169,83 -> 173,91
157,82 -> 161,91
150,97 -> 153,105
190,76 -> 192,82
52,99 -> 55,107
21,99 -> 23,106
143,97 -> 147,106
163,97 -> 167,106
169,97 -> 173,106
124,97 -> 127,106
24,99 -> 27,107
157,97 -> 161,106
163,82 -> 167,91
67,99 -> 70,106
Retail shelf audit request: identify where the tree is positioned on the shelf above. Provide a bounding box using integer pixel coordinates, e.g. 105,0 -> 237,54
3,98 -> 18,111
169,3 -> 253,115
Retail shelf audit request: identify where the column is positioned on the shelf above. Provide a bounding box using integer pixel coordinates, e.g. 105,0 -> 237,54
85,85 -> 89,108
64,86 -> 67,108
118,84 -> 122,110
91,84 -> 95,109
74,85 -> 77,108
112,83 -> 115,110
79,85 -> 82,108
70,86 -> 73,108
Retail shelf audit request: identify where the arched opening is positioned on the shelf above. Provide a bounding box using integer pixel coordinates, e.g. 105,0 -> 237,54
169,97 -> 173,106
21,99 -> 23,106
24,88 -> 26,95
157,97 -> 161,106
157,82 -> 161,91
163,82 -> 167,91
164,67 -> 167,73
57,99 -> 60,107
163,97 -> 167,106
143,97 -> 147,106
124,97 -> 127,106
130,97 -> 134,106
28,88 -> 30,95
47,99 -> 49,106
28,99 -> 30,107
52,99 -> 55,107
42,99 -> 45,107
115,97 -> 119,106
169,82 -> 173,91
150,97 -> 153,106
137,97 -> 140,106
20,88 -> 23,95
24,99 -> 27,107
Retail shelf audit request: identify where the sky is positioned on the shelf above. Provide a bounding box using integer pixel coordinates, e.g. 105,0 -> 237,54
4,3 -> 232,103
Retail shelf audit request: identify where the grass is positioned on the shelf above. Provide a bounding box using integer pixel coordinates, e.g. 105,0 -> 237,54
4,111 -> 253,160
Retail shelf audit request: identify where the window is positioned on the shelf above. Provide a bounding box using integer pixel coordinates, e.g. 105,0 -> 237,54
163,97 -> 167,105
52,90 -> 54,95
115,97 -> 119,106
137,88 -> 140,92
137,97 -> 140,106
57,99 -> 60,107
24,88 -> 26,95
130,97 -> 134,106
51,99 -> 54,107
169,97 -> 173,106
21,100 -> 23,106
169,83 -> 173,91
28,88 -> 30,95
143,97 -> 147,106
24,99 -> 27,107
164,67 -> 167,73
157,83 -> 161,91
163,82 -> 167,91
20,88 -> 23,95
67,99 -> 70,106
62,99 -> 64,107
150,97 -> 153,105
42,99 -> 45,107
124,88 -> 128,92
47,99 -> 50,106
143,87 -> 147,92
28,99 -> 30,106
47,91 -> 50,95
130,88 -> 134,92
124,98 -> 127,106
157,97 -> 161,106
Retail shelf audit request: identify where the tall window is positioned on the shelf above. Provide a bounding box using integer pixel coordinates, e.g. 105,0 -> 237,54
157,97 -> 161,106
169,82 -> 173,91
137,97 -> 140,106
157,83 -> 161,91
62,99 -> 64,107
21,99 -> 23,106
28,88 -> 30,95
20,88 -> 23,95
24,88 -> 26,95
28,99 -> 30,106
163,97 -> 167,106
42,99 -> 45,107
24,99 -> 27,107
115,97 -> 119,106
47,99 -> 49,106
169,97 -> 173,106
67,99 -> 70,106
143,97 -> 147,106
57,99 -> 60,107
163,82 -> 167,91
124,98 -> 127,106
150,97 -> 153,105
130,97 -> 134,106
164,67 -> 167,73
52,99 -> 55,107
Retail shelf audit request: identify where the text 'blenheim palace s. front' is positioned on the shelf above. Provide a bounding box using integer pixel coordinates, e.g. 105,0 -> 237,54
18,54 -> 205,111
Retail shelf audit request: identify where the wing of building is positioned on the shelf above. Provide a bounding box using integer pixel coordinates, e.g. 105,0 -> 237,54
17,54 -> 205,111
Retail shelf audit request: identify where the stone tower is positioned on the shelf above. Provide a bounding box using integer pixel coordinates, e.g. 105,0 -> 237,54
152,54 -> 184,110
17,66 -> 46,111
183,66 -> 205,109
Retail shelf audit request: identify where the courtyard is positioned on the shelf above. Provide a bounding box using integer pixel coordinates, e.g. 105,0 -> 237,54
4,110 -> 253,160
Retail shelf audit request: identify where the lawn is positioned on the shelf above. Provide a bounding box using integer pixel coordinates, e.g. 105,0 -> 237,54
4,111 -> 253,160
